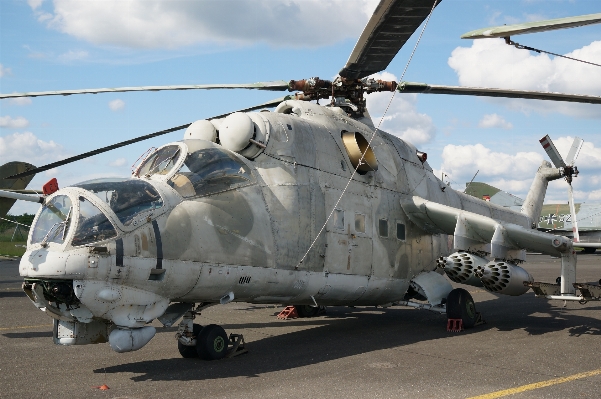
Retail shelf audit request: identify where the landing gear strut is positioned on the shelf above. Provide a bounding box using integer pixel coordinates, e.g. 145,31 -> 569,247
176,307 -> 247,360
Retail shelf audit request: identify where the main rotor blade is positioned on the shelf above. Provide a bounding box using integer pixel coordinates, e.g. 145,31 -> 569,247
397,82 -> 601,104
5,96 -> 291,180
565,137 -> 584,166
462,12 -> 601,39
539,135 -> 566,169
0,81 -> 291,100
339,0 -> 443,80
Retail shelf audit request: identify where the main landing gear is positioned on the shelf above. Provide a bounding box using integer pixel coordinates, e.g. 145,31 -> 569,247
445,288 -> 485,331
176,310 -> 247,360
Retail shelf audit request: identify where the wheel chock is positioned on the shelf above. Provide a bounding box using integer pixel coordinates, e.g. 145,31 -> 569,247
474,312 -> 486,327
447,318 -> 463,332
225,333 -> 248,358
277,305 -> 299,319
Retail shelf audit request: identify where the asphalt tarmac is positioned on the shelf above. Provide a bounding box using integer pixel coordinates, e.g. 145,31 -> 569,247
1,253 -> 600,399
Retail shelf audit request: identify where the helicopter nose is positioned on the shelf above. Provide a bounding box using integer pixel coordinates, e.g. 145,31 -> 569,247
19,248 -> 88,279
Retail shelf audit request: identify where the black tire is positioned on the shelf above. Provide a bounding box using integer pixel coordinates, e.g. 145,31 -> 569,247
581,247 -> 596,254
295,305 -> 321,318
446,288 -> 477,329
178,323 -> 203,358
196,324 -> 228,360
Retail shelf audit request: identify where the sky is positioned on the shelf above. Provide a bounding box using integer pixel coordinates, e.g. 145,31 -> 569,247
1,0 -> 600,215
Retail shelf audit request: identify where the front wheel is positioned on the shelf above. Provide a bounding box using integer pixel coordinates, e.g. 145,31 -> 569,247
178,323 -> 203,358
446,288 -> 477,328
196,324 -> 228,360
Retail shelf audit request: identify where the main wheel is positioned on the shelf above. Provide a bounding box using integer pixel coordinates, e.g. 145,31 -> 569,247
196,324 -> 228,360
295,305 -> 321,318
178,323 -> 203,358
446,288 -> 477,329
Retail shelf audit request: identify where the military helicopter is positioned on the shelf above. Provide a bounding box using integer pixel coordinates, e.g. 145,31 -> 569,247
1,0 -> 601,360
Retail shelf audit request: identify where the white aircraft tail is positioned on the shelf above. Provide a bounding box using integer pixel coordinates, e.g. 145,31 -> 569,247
520,160 -> 562,227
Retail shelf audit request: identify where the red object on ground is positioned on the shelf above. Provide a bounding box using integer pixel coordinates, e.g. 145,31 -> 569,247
92,384 -> 110,390
42,178 -> 59,195
277,306 -> 299,320
447,318 -> 464,332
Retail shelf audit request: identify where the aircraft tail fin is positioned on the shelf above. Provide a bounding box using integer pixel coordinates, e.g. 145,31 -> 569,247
0,161 -> 37,219
520,160 -> 562,227
464,182 -> 525,208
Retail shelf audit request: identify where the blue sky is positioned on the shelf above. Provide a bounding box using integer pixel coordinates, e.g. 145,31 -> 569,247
1,0 -> 600,215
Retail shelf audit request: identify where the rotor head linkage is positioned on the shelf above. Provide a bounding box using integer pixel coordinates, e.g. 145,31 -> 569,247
288,77 -> 397,115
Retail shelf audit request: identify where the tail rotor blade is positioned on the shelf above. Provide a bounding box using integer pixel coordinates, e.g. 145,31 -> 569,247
568,184 -> 580,243
539,135 -> 566,169
565,137 -> 584,166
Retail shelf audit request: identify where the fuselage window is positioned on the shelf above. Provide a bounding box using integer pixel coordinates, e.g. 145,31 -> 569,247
396,222 -> 406,241
355,213 -> 365,233
379,218 -> 388,238
333,209 -> 344,230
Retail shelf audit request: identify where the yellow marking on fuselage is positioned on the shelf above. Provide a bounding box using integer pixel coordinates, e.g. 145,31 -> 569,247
467,368 -> 601,399
0,324 -> 52,331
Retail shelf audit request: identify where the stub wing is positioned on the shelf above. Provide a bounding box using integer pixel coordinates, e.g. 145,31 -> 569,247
402,196 -> 573,259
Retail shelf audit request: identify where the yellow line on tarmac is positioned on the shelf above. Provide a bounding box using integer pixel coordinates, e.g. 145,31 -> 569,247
468,368 -> 601,399
0,324 -> 52,331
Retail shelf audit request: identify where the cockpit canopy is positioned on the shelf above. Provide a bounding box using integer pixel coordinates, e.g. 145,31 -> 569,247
74,178 -> 163,226
168,140 -> 255,198
30,179 -> 164,248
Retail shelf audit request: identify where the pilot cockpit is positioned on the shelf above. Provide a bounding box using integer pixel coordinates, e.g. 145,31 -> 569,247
167,140 -> 255,198
29,179 -> 163,248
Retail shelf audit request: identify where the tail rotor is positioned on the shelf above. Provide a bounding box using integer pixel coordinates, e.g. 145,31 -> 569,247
539,135 -> 583,242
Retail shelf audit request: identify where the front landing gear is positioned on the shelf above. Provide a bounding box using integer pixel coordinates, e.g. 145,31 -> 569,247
177,323 -> 202,358
197,324 -> 228,360
446,288 -> 484,331
176,309 -> 247,360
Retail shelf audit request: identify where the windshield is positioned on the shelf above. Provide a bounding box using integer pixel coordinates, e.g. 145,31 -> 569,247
74,179 -> 163,226
31,195 -> 73,245
168,141 -> 254,198
72,196 -> 118,246
136,145 -> 181,177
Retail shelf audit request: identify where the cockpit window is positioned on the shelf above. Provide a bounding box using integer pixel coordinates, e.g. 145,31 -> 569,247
168,143 -> 254,198
72,196 -> 117,246
74,179 -> 163,226
31,195 -> 73,245
136,145 -> 181,177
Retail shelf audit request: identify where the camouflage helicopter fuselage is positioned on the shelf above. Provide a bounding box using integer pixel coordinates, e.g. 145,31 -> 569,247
19,99 -> 537,346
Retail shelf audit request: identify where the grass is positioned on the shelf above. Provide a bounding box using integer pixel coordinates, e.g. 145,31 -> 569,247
0,241 -> 27,257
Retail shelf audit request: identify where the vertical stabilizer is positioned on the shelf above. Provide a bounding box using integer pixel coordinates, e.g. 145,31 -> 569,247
521,160 -> 562,227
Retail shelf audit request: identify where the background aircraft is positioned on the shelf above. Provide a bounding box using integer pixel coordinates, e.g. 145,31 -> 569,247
466,181 -> 601,253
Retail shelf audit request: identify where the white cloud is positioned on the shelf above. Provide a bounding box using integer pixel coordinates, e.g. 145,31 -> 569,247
108,99 -> 125,111
441,143 -> 543,181
478,113 -> 513,129
58,50 -> 89,62
7,97 -> 33,106
109,157 -> 127,167
0,64 -> 11,77
0,131 -> 65,166
37,0 -> 378,49
448,39 -> 601,117
27,0 -> 44,10
0,116 -> 30,129
440,137 -> 601,203
367,72 -> 436,146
